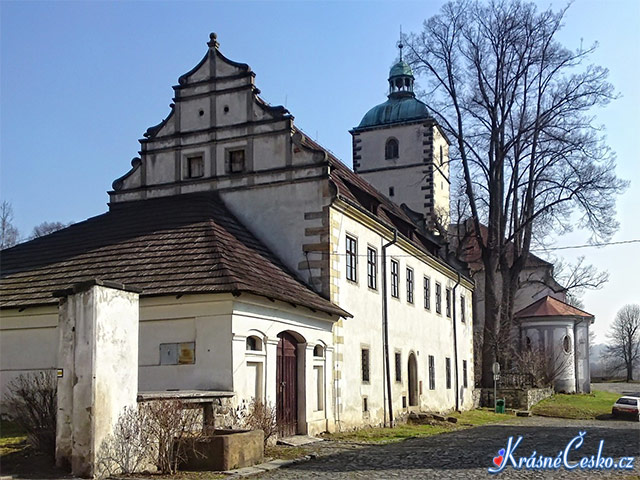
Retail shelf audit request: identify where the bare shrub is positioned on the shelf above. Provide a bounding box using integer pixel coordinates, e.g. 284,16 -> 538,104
96,405 -> 153,477
241,399 -> 277,447
3,371 -> 57,457
514,346 -> 572,388
144,400 -> 203,474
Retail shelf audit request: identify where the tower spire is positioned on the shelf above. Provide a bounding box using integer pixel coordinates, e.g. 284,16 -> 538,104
397,26 -> 404,61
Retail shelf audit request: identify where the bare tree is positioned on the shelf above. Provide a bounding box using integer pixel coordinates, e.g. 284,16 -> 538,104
553,255 -> 609,308
406,0 -> 627,387
30,221 -> 70,239
0,201 -> 20,249
605,304 -> 640,381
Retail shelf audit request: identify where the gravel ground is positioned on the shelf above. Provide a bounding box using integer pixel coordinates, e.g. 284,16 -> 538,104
257,416 -> 640,479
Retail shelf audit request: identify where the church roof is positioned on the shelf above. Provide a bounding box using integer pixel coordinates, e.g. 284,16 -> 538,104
389,60 -> 413,79
0,192 -> 348,318
514,295 -> 594,319
356,96 -> 431,129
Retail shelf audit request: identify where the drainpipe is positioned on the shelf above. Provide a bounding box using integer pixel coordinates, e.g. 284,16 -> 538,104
452,272 -> 461,411
382,229 -> 397,427
573,319 -> 584,393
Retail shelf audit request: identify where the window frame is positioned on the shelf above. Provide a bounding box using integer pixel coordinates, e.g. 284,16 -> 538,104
361,347 -> 370,383
435,282 -> 442,314
395,351 -> 402,383
367,246 -> 377,290
428,355 -> 435,390
187,155 -> 204,178
460,295 -> 466,323
345,235 -> 358,283
385,137 -> 399,160
390,259 -> 399,298
406,267 -> 414,304
446,357 -> 452,389
424,276 -> 431,310
446,288 -> 452,318
463,359 -> 468,388
227,148 -> 246,174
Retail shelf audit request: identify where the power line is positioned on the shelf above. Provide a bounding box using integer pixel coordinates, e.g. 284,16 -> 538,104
326,239 -> 640,257
530,239 -> 640,252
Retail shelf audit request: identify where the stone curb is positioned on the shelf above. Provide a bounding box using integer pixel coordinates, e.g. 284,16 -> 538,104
224,456 -> 312,478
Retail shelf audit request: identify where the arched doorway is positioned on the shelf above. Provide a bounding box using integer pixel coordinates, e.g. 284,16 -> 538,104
276,332 -> 299,436
408,353 -> 418,407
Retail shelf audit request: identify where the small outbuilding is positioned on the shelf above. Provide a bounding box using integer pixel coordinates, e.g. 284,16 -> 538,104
515,296 -> 594,393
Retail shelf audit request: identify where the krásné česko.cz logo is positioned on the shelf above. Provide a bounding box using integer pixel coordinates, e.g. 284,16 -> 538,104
489,431 -> 635,473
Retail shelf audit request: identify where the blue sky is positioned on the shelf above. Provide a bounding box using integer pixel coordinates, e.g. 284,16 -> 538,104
1,0 -> 638,342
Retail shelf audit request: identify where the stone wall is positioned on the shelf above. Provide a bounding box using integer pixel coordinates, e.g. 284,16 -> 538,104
478,387 -> 552,410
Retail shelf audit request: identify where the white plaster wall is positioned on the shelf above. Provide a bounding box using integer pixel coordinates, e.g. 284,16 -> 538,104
521,319 -> 576,393
356,122 -> 427,171
331,207 -> 474,429
138,295 -> 233,392
221,179 -> 328,283
0,305 -> 58,395
230,295 -> 336,436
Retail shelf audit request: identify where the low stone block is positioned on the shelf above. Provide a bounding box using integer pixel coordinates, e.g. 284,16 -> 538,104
432,414 -> 446,422
179,429 -> 264,471
516,410 -> 532,417
446,416 -> 458,423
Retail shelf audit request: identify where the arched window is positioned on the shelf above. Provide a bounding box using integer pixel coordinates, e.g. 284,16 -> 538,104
313,345 -> 324,357
246,335 -> 262,351
385,138 -> 399,160
562,335 -> 571,354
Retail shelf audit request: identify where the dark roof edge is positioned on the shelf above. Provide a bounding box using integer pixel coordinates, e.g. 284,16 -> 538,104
52,279 -> 143,298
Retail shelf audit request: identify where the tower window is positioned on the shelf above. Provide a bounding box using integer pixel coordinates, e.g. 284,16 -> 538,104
385,138 -> 399,160
440,145 -> 444,165
389,186 -> 395,197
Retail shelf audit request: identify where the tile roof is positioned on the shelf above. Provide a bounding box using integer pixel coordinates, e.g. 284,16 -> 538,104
0,192 -> 348,317
514,295 -> 593,319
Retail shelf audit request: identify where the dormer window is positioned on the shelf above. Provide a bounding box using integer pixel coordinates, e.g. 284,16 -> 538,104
187,155 -> 204,178
227,149 -> 245,174
385,138 -> 399,160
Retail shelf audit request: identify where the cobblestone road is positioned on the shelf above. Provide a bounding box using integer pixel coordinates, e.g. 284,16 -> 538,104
259,417 -> 640,479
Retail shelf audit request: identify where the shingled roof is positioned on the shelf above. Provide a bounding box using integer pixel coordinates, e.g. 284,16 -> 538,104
0,192 -> 348,317
514,295 -> 593,319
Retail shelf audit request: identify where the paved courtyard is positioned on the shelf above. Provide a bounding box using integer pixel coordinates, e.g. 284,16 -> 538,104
259,416 -> 640,479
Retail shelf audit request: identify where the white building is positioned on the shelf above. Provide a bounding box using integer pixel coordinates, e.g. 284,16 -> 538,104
0,34 -> 474,436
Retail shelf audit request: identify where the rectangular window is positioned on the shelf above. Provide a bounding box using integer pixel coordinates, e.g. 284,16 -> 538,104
446,357 -> 452,389
428,355 -> 435,390
314,365 -> 324,411
463,360 -> 468,388
423,276 -> 431,310
406,268 -> 414,303
346,235 -> 357,282
361,348 -> 370,383
367,247 -> 377,290
363,397 -> 368,412
227,149 -> 246,173
446,288 -> 452,318
395,352 -> 402,382
187,155 -> 204,178
461,295 -> 466,323
435,282 -> 442,314
390,259 -> 399,298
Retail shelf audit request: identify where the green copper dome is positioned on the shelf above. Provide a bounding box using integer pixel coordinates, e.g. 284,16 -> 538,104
355,53 -> 430,129
357,96 -> 430,129
389,60 -> 414,79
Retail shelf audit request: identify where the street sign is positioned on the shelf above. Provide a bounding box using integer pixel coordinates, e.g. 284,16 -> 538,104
493,373 -> 500,381
492,362 -> 500,374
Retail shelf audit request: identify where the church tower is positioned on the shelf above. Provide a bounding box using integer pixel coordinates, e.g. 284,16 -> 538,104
350,40 -> 450,232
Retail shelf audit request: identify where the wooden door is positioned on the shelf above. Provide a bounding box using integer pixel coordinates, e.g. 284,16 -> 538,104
276,332 -> 298,437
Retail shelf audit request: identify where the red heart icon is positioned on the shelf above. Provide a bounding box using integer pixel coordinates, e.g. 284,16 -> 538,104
493,455 -> 504,467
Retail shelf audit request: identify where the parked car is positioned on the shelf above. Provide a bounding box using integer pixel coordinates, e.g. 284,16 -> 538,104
611,396 -> 640,421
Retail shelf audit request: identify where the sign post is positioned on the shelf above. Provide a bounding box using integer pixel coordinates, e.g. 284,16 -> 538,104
492,362 -> 500,411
